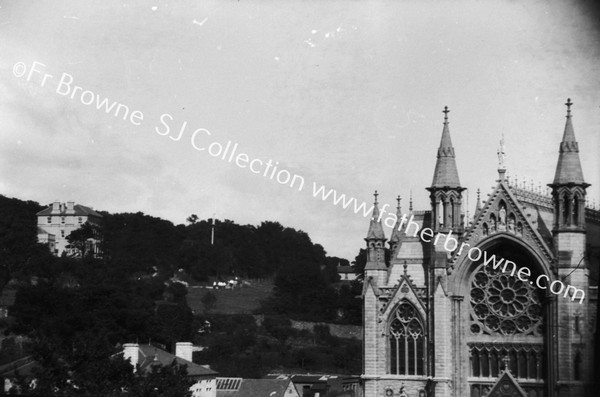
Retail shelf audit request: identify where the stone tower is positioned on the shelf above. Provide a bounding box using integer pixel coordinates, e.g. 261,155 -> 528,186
548,98 -> 592,394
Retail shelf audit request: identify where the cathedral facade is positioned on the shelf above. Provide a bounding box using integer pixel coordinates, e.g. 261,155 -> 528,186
361,100 -> 599,397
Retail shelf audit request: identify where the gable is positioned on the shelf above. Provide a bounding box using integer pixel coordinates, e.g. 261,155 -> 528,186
451,181 -> 554,272
487,371 -> 528,397
379,273 -> 426,327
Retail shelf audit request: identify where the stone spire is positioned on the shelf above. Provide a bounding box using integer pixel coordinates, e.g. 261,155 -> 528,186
549,98 -> 589,232
428,106 -> 465,233
365,190 -> 386,240
365,191 -> 387,273
431,106 -> 461,188
389,195 -> 402,250
553,98 -> 586,185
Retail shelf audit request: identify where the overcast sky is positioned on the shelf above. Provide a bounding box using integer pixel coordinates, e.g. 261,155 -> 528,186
1,0 -> 599,260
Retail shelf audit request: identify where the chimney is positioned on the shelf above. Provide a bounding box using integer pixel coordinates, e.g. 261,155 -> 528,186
123,343 -> 140,371
66,201 -> 75,213
52,201 -> 60,213
175,342 -> 193,362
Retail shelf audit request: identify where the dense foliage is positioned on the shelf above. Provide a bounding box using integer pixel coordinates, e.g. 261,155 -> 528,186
195,314 -> 362,378
0,194 -> 363,393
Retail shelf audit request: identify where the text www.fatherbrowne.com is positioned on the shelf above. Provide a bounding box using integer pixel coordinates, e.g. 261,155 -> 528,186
13,61 -> 585,304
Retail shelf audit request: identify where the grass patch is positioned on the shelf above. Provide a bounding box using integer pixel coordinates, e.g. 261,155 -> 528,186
186,279 -> 273,315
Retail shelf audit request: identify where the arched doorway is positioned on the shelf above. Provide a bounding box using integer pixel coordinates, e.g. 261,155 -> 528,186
457,238 -> 549,397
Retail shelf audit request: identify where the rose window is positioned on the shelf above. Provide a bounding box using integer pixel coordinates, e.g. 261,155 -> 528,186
469,263 -> 543,336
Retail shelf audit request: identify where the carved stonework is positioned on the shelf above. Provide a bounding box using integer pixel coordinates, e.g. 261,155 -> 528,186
487,371 -> 528,397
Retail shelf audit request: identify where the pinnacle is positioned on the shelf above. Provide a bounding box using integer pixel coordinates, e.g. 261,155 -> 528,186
431,107 -> 461,188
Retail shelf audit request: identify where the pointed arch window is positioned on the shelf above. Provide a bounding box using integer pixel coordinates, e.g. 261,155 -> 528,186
574,351 -> 581,380
562,192 -> 570,225
573,195 -> 579,225
450,197 -> 456,227
389,301 -> 425,375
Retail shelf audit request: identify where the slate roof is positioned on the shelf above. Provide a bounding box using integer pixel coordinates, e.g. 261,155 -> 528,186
136,344 -> 217,377
0,356 -> 39,378
36,204 -> 102,217
216,378 -> 293,397
235,379 -> 291,397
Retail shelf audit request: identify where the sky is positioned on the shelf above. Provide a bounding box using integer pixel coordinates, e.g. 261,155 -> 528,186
1,0 -> 599,260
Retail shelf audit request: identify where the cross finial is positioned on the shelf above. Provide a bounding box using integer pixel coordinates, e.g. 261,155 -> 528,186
565,98 -> 573,116
443,106 -> 450,122
374,190 -> 379,205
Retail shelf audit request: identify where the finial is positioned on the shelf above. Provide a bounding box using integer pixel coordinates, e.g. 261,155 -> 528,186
409,190 -> 413,211
442,106 -> 450,122
403,260 -> 408,275
374,190 -> 379,205
477,188 -> 481,202
396,195 -> 402,213
538,182 -> 542,194
565,98 -> 573,117
514,175 -> 518,186
530,179 -> 534,191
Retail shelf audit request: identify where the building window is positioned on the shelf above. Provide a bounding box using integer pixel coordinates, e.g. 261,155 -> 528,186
469,262 -> 543,336
78,217 -> 83,224
468,260 -> 546,394
469,343 -> 543,380
389,301 -> 425,375
47,216 -> 51,224
574,351 -> 581,380
61,230 -> 65,238
61,216 -> 65,224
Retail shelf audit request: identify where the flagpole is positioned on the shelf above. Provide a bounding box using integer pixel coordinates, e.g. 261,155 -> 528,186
211,213 -> 215,246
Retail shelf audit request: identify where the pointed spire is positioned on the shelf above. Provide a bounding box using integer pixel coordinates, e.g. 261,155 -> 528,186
389,195 -> 403,245
465,188 -> 470,224
366,190 -> 386,240
553,98 -> 586,185
431,106 -> 461,188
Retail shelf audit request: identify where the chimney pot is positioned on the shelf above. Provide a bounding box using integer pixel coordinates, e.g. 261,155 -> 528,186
123,343 -> 140,372
175,342 -> 193,362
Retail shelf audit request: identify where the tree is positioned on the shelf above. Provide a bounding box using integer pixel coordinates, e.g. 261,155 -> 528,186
128,362 -> 194,397
186,214 -> 198,225
0,195 -> 44,290
66,221 -> 101,258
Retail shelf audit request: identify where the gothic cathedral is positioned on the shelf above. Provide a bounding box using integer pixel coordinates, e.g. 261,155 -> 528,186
361,100 -> 599,397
